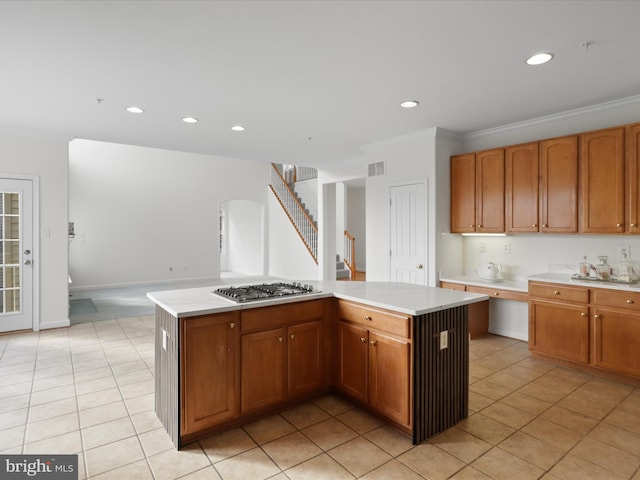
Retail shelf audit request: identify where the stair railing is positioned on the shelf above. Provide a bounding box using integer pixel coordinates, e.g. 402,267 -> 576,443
270,163 -> 318,264
344,230 -> 356,279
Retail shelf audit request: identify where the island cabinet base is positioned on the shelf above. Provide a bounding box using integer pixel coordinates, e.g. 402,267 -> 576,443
155,299 -> 470,449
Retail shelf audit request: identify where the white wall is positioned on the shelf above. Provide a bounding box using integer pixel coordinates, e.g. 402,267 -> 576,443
267,192 -> 319,280
361,131 -> 434,284
454,96 -> 640,280
69,139 -> 270,288
222,199 -> 265,276
0,131 -> 69,330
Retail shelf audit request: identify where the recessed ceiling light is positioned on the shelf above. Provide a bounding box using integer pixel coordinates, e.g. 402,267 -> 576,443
231,125 -> 245,132
126,106 -> 144,114
400,100 -> 419,108
182,117 -> 198,124
526,53 -> 553,66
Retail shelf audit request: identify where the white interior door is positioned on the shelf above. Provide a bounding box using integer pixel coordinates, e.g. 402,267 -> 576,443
390,183 -> 425,284
0,178 -> 33,332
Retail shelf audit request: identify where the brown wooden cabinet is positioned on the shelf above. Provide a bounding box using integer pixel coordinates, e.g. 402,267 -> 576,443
476,148 -> 505,233
626,123 -> 640,233
506,142 -> 539,232
241,327 -> 285,413
450,149 -> 505,233
579,127 -> 626,233
450,153 -> 476,233
335,300 -> 412,428
240,301 -> 327,414
539,135 -> 579,233
592,289 -> 640,377
181,312 -> 238,436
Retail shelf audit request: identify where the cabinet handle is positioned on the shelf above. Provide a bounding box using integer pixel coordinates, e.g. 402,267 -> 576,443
278,336 -> 284,342
360,337 -> 366,343
627,299 -> 634,305
532,224 -> 537,228
364,315 -> 372,321
542,224 -> 548,228
229,322 -> 235,329
370,340 -> 377,346
581,312 -> 587,317
594,314 -> 601,319
632,223 -> 637,227
470,224 -> 474,228
617,223 -> 623,227
290,334 -> 295,339
554,290 -> 560,295
493,292 -> 500,296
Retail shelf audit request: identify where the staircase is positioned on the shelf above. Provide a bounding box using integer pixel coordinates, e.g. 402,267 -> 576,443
336,255 -> 350,279
270,163 -> 318,264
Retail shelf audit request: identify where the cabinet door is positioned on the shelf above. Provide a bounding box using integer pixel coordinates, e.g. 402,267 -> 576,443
336,321 -> 368,403
476,148 -> 505,233
506,142 -> 539,232
579,127 -> 625,233
181,313 -> 238,435
593,308 -> 640,377
627,123 -> 640,233
529,300 -> 589,363
368,331 -> 411,427
539,135 -> 578,233
241,328 -> 285,413
450,153 -> 476,233
287,320 -> 323,398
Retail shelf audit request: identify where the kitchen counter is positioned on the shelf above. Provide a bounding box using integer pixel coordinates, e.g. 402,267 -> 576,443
439,275 -> 528,293
528,272 -> 640,291
147,279 -> 489,318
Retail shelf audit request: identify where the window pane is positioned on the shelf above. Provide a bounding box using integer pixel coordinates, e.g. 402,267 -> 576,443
4,241 -> 19,265
5,267 -> 18,288
5,289 -> 19,313
4,216 -> 19,240
6,193 -> 19,215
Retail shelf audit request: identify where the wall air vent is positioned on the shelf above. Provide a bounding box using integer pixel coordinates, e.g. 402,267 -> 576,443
368,161 -> 385,177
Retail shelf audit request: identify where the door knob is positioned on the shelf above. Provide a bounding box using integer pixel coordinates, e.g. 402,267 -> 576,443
24,249 -> 31,255
416,264 -> 424,269
24,259 -> 31,265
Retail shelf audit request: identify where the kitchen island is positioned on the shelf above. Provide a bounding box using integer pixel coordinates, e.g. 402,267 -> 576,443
148,280 -> 487,448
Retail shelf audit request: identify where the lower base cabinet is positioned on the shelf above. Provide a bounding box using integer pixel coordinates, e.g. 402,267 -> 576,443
336,299 -> 412,429
529,281 -> 640,381
181,313 -> 238,436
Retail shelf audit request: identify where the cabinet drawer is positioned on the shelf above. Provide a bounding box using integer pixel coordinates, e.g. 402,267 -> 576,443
337,300 -> 410,338
592,288 -> 640,311
439,281 -> 466,292
529,282 -> 589,304
466,285 -> 528,302
241,299 -> 327,332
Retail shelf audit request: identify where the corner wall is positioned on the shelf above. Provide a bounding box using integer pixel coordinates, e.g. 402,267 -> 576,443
69,139 -> 270,288
0,131 -> 69,330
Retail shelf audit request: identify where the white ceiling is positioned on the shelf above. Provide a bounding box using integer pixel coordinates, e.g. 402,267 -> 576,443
2,0 -> 640,167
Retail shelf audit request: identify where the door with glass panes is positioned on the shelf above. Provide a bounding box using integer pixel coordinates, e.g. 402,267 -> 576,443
0,178 -> 33,332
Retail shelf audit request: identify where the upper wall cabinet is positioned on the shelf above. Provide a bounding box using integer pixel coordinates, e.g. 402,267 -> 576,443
540,135 -> 579,233
506,142 -> 539,233
451,149 -> 504,233
505,137 -> 578,234
579,127 -> 625,234
627,123 -> 640,233
450,153 -> 476,233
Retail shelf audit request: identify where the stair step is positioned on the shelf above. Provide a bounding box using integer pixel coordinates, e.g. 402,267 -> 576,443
336,269 -> 350,279
336,261 -> 345,270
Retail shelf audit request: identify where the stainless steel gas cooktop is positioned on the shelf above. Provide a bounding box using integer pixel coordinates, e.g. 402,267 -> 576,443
212,282 -> 318,303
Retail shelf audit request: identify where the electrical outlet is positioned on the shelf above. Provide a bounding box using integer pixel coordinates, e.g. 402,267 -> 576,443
617,245 -> 630,260
439,330 -> 448,350
503,241 -> 511,254
479,242 -> 486,253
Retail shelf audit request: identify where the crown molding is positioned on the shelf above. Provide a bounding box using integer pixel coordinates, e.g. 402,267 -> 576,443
463,94 -> 640,140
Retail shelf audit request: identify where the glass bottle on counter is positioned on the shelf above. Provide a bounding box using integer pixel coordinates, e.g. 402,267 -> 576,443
595,255 -> 612,281
618,252 -> 631,283
578,255 -> 590,278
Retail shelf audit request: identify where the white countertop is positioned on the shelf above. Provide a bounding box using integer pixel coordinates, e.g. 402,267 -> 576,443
147,279 -> 489,318
439,275 -> 528,293
441,272 -> 640,294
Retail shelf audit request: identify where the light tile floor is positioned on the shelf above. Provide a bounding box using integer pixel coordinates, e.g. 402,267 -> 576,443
1,317 -> 639,479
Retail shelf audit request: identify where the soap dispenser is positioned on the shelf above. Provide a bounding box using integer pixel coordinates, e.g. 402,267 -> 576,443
618,251 -> 631,283
578,255 -> 590,278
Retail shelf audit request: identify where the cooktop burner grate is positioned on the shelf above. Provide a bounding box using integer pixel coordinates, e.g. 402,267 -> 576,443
212,282 -> 318,303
